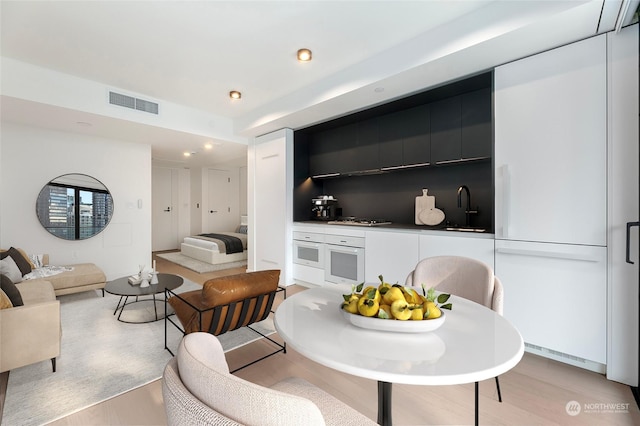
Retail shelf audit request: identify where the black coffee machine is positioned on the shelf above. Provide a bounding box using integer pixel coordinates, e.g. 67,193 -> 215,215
311,196 -> 340,220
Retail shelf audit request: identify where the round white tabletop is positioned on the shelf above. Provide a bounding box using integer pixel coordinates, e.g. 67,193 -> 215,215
274,286 -> 524,425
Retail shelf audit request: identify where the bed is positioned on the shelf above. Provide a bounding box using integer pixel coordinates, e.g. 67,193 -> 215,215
180,216 -> 247,265
180,228 -> 248,265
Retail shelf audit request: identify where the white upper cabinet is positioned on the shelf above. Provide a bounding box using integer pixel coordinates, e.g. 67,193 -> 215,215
494,35 -> 607,246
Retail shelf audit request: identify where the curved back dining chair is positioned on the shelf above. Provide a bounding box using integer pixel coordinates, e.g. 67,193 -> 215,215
162,332 -> 377,426
405,256 -> 504,426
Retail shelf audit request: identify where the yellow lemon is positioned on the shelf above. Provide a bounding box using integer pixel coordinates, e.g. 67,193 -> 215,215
424,301 -> 442,319
342,299 -> 358,314
383,286 -> 404,305
390,299 -> 412,320
378,304 -> 392,319
361,286 -> 381,303
357,296 -> 379,317
410,304 -> 424,320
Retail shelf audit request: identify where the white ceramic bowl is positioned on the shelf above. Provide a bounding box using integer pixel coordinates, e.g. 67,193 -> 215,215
341,307 -> 446,333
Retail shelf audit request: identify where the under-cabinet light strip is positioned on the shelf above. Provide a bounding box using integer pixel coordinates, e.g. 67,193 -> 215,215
380,162 -> 430,171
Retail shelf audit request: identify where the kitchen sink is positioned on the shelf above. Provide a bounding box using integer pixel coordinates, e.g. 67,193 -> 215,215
445,227 -> 487,233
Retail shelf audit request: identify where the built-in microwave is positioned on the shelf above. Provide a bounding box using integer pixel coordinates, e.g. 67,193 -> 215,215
324,235 -> 365,286
293,232 -> 325,269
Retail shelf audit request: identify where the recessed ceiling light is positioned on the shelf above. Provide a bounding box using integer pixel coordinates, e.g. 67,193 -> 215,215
183,152 -> 191,157
229,90 -> 241,100
297,48 -> 312,62
204,143 -> 213,150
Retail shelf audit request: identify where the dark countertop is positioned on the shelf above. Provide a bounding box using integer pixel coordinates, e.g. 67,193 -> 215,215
294,220 -> 493,236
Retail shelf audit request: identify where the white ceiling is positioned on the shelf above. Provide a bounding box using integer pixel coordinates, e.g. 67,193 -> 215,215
0,0 -> 636,167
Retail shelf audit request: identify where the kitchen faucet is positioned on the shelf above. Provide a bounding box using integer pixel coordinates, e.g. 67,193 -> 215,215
457,185 -> 477,227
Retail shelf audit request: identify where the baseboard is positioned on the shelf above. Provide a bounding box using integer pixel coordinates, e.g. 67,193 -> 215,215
525,343 -> 606,374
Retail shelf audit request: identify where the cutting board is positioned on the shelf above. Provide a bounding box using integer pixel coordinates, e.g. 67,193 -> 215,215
415,189 -> 445,226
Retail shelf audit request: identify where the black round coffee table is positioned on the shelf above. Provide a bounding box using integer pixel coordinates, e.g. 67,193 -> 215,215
105,273 -> 184,323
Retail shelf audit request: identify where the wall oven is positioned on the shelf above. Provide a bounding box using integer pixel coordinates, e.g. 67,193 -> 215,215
324,234 -> 365,285
293,232 -> 325,268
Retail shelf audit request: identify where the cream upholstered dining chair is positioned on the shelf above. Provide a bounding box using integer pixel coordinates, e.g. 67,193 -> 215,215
162,332 -> 377,426
405,255 -> 504,426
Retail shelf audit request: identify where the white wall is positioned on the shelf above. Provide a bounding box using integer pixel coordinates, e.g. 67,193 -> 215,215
189,167 -> 203,235
0,122 -> 152,280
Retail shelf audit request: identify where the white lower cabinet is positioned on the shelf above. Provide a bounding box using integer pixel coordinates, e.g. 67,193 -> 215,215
495,240 -> 607,366
364,231 -> 419,285
292,263 -> 325,287
418,233 -> 495,271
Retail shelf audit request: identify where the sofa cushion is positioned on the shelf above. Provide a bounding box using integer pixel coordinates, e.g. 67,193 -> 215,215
0,274 -> 23,307
15,280 -> 57,304
0,247 -> 33,276
0,288 -> 13,309
0,257 -> 23,284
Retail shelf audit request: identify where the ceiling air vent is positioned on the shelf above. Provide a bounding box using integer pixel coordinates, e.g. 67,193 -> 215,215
109,91 -> 158,115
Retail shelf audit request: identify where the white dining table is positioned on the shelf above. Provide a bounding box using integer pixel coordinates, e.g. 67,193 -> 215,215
274,286 -> 524,426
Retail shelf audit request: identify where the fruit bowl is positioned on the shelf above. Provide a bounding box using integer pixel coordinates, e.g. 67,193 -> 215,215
341,308 -> 446,333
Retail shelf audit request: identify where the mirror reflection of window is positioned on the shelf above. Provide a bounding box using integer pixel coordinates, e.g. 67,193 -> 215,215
36,174 -> 114,240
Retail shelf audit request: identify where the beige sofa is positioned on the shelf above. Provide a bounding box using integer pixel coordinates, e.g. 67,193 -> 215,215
0,279 -> 61,373
31,256 -> 107,296
8,252 -> 107,296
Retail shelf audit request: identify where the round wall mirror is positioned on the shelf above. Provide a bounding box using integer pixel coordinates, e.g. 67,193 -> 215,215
36,173 -> 114,240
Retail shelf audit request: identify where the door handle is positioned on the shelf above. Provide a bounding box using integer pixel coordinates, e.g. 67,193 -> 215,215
626,221 -> 639,264
164,207 -> 171,212
210,210 -> 217,213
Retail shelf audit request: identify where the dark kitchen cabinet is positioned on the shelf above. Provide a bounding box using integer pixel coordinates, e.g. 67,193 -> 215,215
378,104 -> 430,169
356,117 -> 379,171
430,96 -> 462,163
461,88 -> 492,159
309,123 -> 357,176
378,111 -> 405,168
402,105 -> 430,166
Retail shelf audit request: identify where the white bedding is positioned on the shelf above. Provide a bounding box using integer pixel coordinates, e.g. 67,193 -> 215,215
183,237 -> 220,252
180,231 -> 248,265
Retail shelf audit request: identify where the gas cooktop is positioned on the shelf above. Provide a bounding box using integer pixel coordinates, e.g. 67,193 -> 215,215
327,218 -> 392,227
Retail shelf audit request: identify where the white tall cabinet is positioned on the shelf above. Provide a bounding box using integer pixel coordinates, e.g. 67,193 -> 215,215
606,26 -> 639,386
494,35 -> 608,370
248,129 -> 293,286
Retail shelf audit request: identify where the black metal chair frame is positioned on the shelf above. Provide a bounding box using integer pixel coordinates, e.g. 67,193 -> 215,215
164,287 -> 286,373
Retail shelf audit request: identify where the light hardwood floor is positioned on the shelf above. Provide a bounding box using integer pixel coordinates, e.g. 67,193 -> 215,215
5,253 -> 640,425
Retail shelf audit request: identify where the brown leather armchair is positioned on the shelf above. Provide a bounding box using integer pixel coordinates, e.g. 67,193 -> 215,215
164,270 -> 284,372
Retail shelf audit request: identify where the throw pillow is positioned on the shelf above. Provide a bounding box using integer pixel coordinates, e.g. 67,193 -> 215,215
0,257 -> 23,283
0,274 -> 23,307
0,288 -> 13,309
6,247 -> 32,276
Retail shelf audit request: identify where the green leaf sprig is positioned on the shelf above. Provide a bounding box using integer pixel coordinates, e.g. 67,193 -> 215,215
422,284 -> 453,310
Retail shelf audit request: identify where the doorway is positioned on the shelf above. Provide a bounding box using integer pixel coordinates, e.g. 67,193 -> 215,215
205,168 -> 238,232
152,167 -> 190,251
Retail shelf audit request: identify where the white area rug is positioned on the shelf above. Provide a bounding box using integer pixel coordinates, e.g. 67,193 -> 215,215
157,252 -> 247,273
3,278 -> 275,426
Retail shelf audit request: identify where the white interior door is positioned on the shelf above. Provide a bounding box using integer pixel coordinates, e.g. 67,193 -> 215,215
152,167 -> 179,251
206,169 -> 235,232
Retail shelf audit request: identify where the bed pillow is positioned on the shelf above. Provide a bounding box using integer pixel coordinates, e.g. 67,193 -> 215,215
0,257 -> 23,283
0,274 -> 23,307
